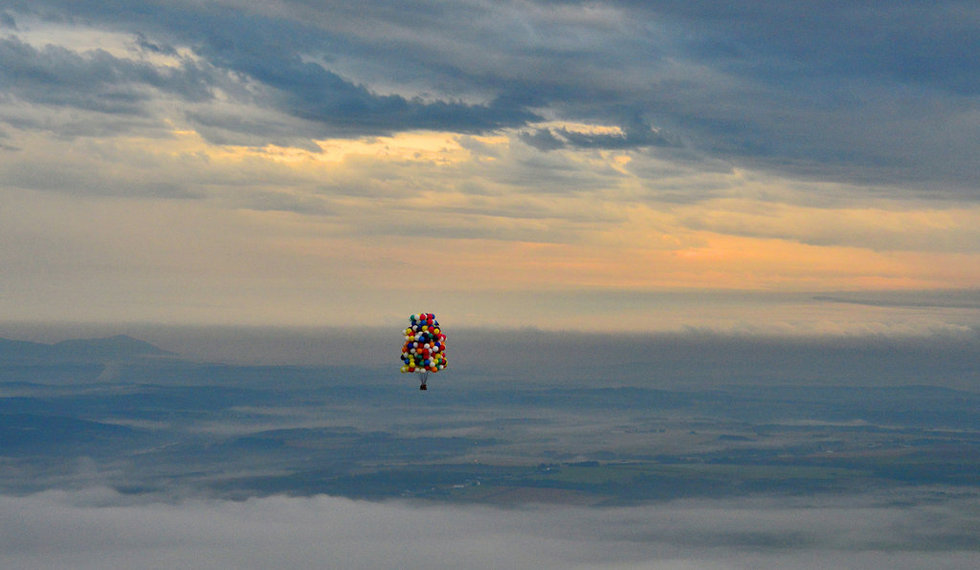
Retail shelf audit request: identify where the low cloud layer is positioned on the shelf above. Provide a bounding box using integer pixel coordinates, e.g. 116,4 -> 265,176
1,487 -> 977,569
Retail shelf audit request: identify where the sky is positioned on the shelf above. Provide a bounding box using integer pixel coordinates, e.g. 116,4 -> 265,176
1,1 -> 979,333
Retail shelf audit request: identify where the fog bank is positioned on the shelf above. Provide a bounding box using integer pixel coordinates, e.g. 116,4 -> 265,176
2,488 -> 978,570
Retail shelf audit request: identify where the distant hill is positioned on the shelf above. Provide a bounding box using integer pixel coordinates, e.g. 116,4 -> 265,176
51,335 -> 173,361
0,334 -> 173,364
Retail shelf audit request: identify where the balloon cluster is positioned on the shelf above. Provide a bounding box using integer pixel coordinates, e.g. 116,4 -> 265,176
400,312 -> 448,374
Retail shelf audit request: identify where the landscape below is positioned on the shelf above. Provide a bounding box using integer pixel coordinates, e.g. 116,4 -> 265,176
0,334 -> 978,505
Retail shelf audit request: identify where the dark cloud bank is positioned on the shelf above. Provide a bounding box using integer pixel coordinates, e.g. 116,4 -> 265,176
3,1 -> 978,191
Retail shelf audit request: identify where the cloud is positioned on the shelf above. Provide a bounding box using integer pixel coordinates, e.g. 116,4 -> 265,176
4,1 -> 976,190
0,36 -> 212,118
813,290 -> 980,310
679,199 -> 980,253
191,25 -> 541,138
0,2 -> 977,327
1,487 -> 977,569
641,1 -> 979,94
520,116 -> 677,151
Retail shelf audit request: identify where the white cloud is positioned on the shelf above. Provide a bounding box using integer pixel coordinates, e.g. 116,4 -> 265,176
1,487 -> 977,570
